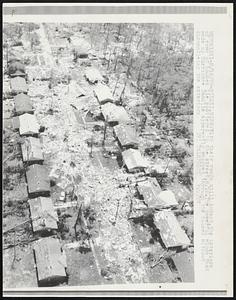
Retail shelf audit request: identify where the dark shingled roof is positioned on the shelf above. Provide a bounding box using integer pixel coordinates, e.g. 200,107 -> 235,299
26,164 -> 50,196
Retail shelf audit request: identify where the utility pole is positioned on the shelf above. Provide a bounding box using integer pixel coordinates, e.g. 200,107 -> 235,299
102,116 -> 108,148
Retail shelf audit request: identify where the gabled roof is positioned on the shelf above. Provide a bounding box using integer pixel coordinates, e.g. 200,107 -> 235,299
34,237 -> 67,286
29,197 -> 58,232
26,164 -> 50,196
14,93 -> 34,116
93,83 -> 115,104
21,137 -> 44,162
101,103 -> 131,125
19,113 -> 40,136
171,251 -> 194,282
122,149 -> 148,172
114,124 -> 139,148
153,211 -> 191,248
137,178 -> 162,207
157,190 -> 178,208
85,67 -> 103,83
10,76 -> 28,94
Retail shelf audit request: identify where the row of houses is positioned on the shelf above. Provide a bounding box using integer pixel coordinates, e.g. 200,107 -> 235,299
7,53 -> 67,287
82,64 -> 193,280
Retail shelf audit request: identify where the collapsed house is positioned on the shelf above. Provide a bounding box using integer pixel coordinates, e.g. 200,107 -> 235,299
137,180 -> 178,209
114,124 -> 139,149
84,67 -> 103,84
14,93 -> 34,116
122,149 -> 148,173
169,250 -> 194,282
28,197 -> 58,233
10,76 -> 28,95
26,164 -> 50,197
19,113 -> 40,136
93,83 -> 115,104
21,137 -> 44,164
101,103 -> 131,125
33,237 -> 67,286
153,210 -> 191,249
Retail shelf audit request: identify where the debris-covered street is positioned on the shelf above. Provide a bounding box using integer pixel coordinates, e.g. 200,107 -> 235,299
3,22 -> 194,287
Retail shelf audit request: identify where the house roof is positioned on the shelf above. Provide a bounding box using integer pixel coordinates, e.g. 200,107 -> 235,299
101,103 -> 131,124
156,190 -> 178,207
85,67 -> 103,83
10,76 -> 28,94
26,164 -> 50,195
21,137 -> 44,162
122,149 -> 148,172
137,178 -> 163,207
153,211 -> 191,248
29,197 -> 58,232
19,113 -> 40,136
14,93 -> 34,115
34,237 -> 67,284
114,124 -> 139,148
171,251 -> 194,282
93,83 -> 115,104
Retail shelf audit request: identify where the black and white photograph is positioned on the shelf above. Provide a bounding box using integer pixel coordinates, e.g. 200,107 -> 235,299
3,22 -> 194,288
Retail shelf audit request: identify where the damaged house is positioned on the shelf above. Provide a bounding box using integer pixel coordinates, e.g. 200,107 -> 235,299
114,124 -> 139,149
28,197 -> 58,233
19,113 -> 40,136
33,237 -> 67,286
122,148 -> 148,173
26,164 -> 50,197
10,76 -> 28,95
14,93 -> 34,116
153,210 -> 191,249
93,83 -> 115,104
21,137 -> 44,164
101,103 -> 131,126
137,179 -> 178,209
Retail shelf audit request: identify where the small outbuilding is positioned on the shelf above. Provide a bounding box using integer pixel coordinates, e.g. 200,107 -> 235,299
93,83 -> 115,104
19,113 -> 40,136
153,211 -> 191,249
14,93 -> 34,116
33,237 -> 67,286
21,137 -> 44,164
85,67 -> 103,84
26,164 -> 50,197
114,124 -> 139,149
29,197 -> 58,233
101,103 -> 131,125
122,149 -> 148,173
10,76 -> 28,95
